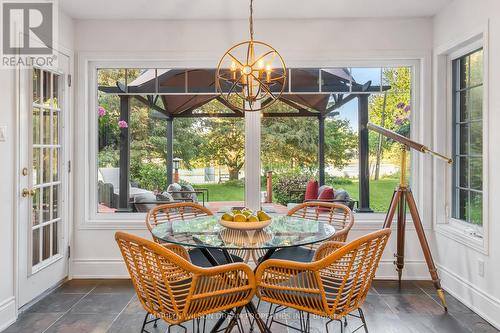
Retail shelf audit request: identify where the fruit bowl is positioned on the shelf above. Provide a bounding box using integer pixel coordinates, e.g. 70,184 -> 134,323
218,218 -> 272,230
218,208 -> 272,230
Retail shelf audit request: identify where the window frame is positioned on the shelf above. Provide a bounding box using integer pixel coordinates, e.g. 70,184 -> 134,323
434,29 -> 489,254
77,55 -> 423,229
451,47 -> 484,228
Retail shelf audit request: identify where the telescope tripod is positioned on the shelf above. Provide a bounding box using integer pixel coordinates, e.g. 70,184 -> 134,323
383,147 -> 447,310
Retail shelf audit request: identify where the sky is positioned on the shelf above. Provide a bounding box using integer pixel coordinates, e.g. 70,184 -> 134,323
327,67 -> 387,132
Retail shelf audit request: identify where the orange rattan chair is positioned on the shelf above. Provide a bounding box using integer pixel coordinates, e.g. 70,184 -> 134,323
255,229 -> 391,333
146,202 -> 248,266
115,232 -> 256,332
252,202 -> 354,263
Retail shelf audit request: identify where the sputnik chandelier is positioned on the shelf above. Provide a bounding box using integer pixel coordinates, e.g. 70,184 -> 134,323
215,0 -> 287,112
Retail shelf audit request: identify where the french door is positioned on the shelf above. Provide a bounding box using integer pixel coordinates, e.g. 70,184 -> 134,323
18,54 -> 70,307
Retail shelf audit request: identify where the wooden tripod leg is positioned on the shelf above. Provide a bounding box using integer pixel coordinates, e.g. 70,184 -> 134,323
384,189 -> 402,228
405,189 -> 447,311
396,190 -> 406,285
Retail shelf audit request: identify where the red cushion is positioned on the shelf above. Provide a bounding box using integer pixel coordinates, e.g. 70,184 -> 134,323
304,180 -> 319,201
317,187 -> 335,212
318,186 -> 334,200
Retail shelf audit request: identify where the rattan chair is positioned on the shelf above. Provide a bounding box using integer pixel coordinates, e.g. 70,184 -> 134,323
252,202 -> 354,263
146,202 -> 248,266
255,228 -> 391,333
115,232 -> 256,332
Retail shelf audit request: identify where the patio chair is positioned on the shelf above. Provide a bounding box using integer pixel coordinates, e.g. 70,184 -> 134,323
255,228 -> 391,333
115,232 -> 255,332
251,202 -> 354,263
146,202 -> 248,266
288,180 -> 358,210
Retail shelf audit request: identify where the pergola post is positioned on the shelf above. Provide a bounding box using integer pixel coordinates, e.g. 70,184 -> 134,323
166,117 -> 173,186
357,94 -> 373,212
118,95 -> 130,211
318,115 -> 325,186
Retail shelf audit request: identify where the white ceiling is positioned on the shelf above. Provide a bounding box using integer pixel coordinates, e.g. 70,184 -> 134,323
60,0 -> 453,20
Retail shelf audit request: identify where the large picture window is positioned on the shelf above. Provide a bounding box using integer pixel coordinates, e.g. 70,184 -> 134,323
95,66 -> 414,215
452,48 -> 484,226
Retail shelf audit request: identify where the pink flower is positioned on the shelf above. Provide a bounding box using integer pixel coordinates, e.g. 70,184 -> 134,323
394,117 -> 403,126
98,106 -> 106,117
396,102 -> 405,109
404,105 -> 411,113
118,120 -> 128,128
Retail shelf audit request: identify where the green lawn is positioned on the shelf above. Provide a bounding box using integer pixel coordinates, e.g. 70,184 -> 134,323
330,177 -> 398,212
196,177 -> 399,212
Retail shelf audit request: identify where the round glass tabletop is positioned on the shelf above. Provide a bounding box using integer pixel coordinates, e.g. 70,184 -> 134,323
151,215 -> 336,250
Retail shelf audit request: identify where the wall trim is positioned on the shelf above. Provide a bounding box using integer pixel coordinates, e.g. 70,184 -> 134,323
71,258 -> 430,280
0,297 -> 16,332
438,264 -> 500,330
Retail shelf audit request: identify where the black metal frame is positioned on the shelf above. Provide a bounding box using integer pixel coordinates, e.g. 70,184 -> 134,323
259,304 -> 369,333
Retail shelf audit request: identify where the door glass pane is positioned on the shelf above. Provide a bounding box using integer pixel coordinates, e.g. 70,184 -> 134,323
42,148 -> 50,183
52,74 -> 59,108
52,185 -> 59,219
33,107 -> 40,144
42,109 -> 51,144
52,148 -> 59,182
52,111 -> 59,144
42,72 -> 51,106
52,222 -> 58,255
42,187 -> 50,222
33,68 -> 41,105
42,224 -> 51,260
31,69 -> 63,267
32,228 -> 40,266
32,148 -> 40,185
32,188 -> 40,226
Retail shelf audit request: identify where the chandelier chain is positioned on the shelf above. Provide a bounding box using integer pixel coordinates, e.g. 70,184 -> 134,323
249,0 -> 254,41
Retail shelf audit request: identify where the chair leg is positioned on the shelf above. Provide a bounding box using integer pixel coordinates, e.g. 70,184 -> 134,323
358,308 -> 369,333
140,313 -> 149,333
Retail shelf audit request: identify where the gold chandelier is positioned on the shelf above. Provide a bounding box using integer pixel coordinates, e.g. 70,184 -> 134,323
215,0 -> 287,112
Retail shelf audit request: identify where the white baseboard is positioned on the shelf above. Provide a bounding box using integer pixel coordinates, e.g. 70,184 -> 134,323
72,258 -> 430,280
71,259 -> 129,279
0,297 -> 16,333
439,265 -> 500,330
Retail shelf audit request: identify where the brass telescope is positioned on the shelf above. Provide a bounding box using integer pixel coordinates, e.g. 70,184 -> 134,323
367,122 -> 451,311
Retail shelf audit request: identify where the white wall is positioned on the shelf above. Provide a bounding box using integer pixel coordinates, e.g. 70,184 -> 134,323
0,7 -> 74,331
71,17 -> 436,280
432,0 -> 500,328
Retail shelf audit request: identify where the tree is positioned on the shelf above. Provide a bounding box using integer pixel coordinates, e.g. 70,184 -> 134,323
368,67 -> 412,174
199,117 -> 245,180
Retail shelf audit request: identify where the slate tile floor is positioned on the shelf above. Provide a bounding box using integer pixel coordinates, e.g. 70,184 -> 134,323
5,279 -> 499,333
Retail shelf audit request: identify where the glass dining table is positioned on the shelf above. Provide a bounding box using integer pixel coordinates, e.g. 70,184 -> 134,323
151,214 -> 336,333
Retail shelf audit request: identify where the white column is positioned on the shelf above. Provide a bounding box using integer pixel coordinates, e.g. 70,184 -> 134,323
244,106 -> 262,210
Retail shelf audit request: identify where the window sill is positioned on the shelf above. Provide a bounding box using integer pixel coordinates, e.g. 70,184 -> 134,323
436,220 -> 487,254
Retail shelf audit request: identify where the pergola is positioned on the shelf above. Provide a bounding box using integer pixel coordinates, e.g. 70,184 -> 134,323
98,68 -> 390,212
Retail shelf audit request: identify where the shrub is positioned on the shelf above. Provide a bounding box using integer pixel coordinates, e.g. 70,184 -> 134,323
273,172 -> 310,205
132,163 -> 167,191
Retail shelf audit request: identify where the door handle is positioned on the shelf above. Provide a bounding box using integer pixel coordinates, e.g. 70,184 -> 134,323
22,188 -> 35,197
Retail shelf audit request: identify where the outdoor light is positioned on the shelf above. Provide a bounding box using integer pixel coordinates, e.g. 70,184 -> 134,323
172,157 -> 182,170
215,0 -> 287,112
